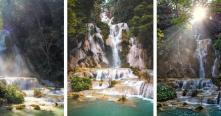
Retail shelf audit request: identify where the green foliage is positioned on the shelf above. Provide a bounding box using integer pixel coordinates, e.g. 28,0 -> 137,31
214,34 -> 221,52
211,0 -> 221,13
158,0 -> 191,31
157,83 -> 177,102
129,1 -> 152,37
171,14 -> 188,25
120,30 -> 130,65
157,29 -> 164,45
97,21 -> 109,40
68,0 -> 104,40
68,0 -> 87,40
0,81 -> 24,104
71,76 -> 92,92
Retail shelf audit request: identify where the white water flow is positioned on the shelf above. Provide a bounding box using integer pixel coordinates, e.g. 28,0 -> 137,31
212,51 -> 219,77
127,37 -> 146,69
195,33 -> 211,78
101,10 -> 128,68
91,68 -> 153,98
0,30 -> 30,76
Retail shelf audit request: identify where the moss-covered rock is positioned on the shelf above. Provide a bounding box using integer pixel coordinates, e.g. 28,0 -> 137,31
6,106 -> 13,111
191,90 -> 198,97
194,106 -> 204,112
15,104 -> 25,110
157,83 -> 177,102
34,89 -> 44,98
182,89 -> 188,96
31,104 -> 41,110
118,95 -> 127,102
212,77 -> 221,90
70,93 -> 80,100
109,80 -> 118,88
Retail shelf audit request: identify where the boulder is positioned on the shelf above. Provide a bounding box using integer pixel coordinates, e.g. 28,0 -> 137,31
15,104 -> 25,110
31,104 -> 41,110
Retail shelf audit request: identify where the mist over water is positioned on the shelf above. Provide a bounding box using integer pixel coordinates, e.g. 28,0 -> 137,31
0,30 -> 31,77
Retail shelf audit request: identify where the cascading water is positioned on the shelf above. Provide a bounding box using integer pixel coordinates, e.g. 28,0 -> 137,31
83,8 -> 153,99
127,37 -> 146,69
109,23 -> 128,68
101,10 -> 128,68
212,51 -> 220,77
94,68 -> 138,81
90,68 -> 153,98
196,37 -> 211,79
0,77 -> 41,90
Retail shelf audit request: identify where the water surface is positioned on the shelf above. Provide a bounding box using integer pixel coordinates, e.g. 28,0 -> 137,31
68,98 -> 153,116
158,106 -> 221,116
0,107 -> 63,116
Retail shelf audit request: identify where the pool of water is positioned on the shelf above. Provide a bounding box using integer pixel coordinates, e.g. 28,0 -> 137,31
158,106 -> 221,116
68,98 -> 153,116
0,107 -> 63,116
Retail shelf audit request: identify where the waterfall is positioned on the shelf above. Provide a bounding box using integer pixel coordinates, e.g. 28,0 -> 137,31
109,23 -> 128,67
212,58 -> 218,77
175,79 -> 216,90
0,30 -> 7,52
127,37 -> 146,69
0,77 -> 41,90
0,30 -> 30,76
139,82 -> 153,98
94,68 -> 137,81
196,39 -> 211,78
212,51 -> 220,77
101,10 -> 128,68
84,8 -> 153,99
